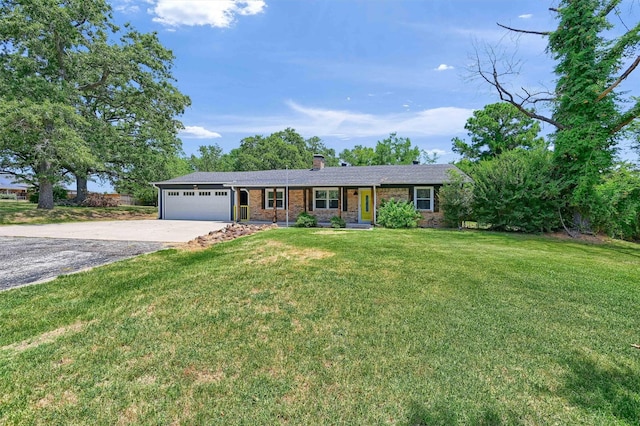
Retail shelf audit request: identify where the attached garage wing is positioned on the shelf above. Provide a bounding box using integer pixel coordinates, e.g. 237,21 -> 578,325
163,190 -> 231,221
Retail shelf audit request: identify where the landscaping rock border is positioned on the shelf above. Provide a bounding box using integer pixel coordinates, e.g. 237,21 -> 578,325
181,223 -> 278,250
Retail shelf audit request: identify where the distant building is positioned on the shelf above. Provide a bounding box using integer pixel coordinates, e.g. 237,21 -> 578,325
0,173 -> 30,200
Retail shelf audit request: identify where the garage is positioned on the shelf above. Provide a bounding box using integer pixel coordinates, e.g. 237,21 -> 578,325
162,189 -> 231,221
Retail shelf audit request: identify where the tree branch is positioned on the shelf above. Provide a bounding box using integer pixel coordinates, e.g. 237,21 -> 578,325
78,70 -> 110,91
610,100 -> 640,134
473,49 -> 565,130
599,0 -> 622,18
497,23 -> 551,36
597,55 -> 640,102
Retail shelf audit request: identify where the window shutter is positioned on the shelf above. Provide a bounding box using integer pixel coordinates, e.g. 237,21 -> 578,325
308,189 -> 314,211
408,187 -> 414,202
261,189 -> 265,210
342,188 -> 348,212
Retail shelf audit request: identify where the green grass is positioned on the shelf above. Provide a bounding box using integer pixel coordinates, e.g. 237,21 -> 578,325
1,228 -> 639,425
0,201 -> 156,224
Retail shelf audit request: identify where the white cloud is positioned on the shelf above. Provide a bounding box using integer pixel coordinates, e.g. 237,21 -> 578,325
424,148 -> 448,156
206,101 -> 472,140
434,64 -> 454,71
181,126 -> 222,139
148,0 -> 266,28
113,0 -> 140,13
518,14 -> 533,19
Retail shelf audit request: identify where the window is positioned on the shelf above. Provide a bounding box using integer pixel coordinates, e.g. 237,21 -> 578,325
199,191 -> 211,196
266,189 -> 284,209
314,188 -> 339,209
183,191 -> 195,196
167,191 -> 179,196
214,191 -> 227,196
414,186 -> 433,211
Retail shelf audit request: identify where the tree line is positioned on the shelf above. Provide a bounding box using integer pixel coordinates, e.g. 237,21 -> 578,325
187,130 -> 433,173
441,0 -> 640,240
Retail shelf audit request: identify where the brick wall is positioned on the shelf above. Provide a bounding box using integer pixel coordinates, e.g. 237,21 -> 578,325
241,186 -> 444,226
375,187 -> 410,206
244,187 -> 363,223
376,186 -> 444,228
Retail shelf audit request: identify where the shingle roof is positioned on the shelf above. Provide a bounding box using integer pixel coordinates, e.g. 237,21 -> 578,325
154,164 -> 470,187
0,174 -> 29,190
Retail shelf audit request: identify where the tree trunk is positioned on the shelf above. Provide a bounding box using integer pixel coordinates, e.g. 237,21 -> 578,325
38,179 -> 54,209
75,174 -> 88,204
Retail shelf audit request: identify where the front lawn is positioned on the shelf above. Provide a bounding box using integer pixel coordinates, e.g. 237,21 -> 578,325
0,201 -> 156,224
1,229 -> 639,424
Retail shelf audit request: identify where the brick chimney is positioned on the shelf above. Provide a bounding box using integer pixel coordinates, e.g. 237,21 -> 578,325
312,154 -> 325,170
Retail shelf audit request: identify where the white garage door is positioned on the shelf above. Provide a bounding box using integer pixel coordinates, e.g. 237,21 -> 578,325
163,190 -> 230,221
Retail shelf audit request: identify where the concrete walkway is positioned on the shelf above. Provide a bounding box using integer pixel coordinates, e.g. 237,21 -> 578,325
0,220 -> 229,243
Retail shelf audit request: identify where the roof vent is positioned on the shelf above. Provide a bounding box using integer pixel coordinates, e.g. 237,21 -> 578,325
412,160 -> 420,165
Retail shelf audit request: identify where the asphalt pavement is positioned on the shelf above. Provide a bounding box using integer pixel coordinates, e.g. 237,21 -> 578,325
0,236 -> 163,291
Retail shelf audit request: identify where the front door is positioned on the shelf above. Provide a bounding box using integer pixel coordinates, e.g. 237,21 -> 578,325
359,188 -> 372,223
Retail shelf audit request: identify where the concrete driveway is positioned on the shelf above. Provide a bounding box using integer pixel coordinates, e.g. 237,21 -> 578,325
0,220 -> 229,243
0,220 -> 230,290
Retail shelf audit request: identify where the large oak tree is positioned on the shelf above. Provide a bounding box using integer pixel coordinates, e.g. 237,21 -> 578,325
0,0 -> 189,208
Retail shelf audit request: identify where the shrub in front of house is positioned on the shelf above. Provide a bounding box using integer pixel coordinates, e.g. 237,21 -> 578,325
0,193 -> 18,200
377,199 -> 422,228
295,212 -> 318,227
330,216 -> 346,228
439,169 -> 474,228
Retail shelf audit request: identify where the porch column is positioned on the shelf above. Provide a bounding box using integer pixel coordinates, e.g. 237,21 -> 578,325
372,185 -> 377,225
272,187 -> 278,223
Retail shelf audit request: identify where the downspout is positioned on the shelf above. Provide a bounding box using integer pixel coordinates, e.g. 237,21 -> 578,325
152,183 -> 161,219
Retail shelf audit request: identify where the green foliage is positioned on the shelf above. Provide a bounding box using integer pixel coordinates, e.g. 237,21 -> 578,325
330,216 -> 346,228
0,0 -> 189,209
227,128 -> 337,171
188,144 -> 233,172
115,155 -> 192,206
471,148 -> 561,232
545,1 -> 637,221
452,103 -> 546,162
376,199 -> 422,228
0,193 -> 17,200
29,186 -> 68,204
340,133 -> 421,165
295,212 -> 318,228
476,2 -> 640,227
592,164 -> 640,240
438,170 -> 474,228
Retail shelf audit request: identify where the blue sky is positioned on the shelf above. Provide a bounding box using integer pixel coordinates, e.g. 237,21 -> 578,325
107,0 -> 562,161
104,0 -> 638,179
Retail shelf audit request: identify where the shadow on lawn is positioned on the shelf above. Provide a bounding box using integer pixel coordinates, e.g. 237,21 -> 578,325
404,401 -> 523,426
558,350 -> 640,423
